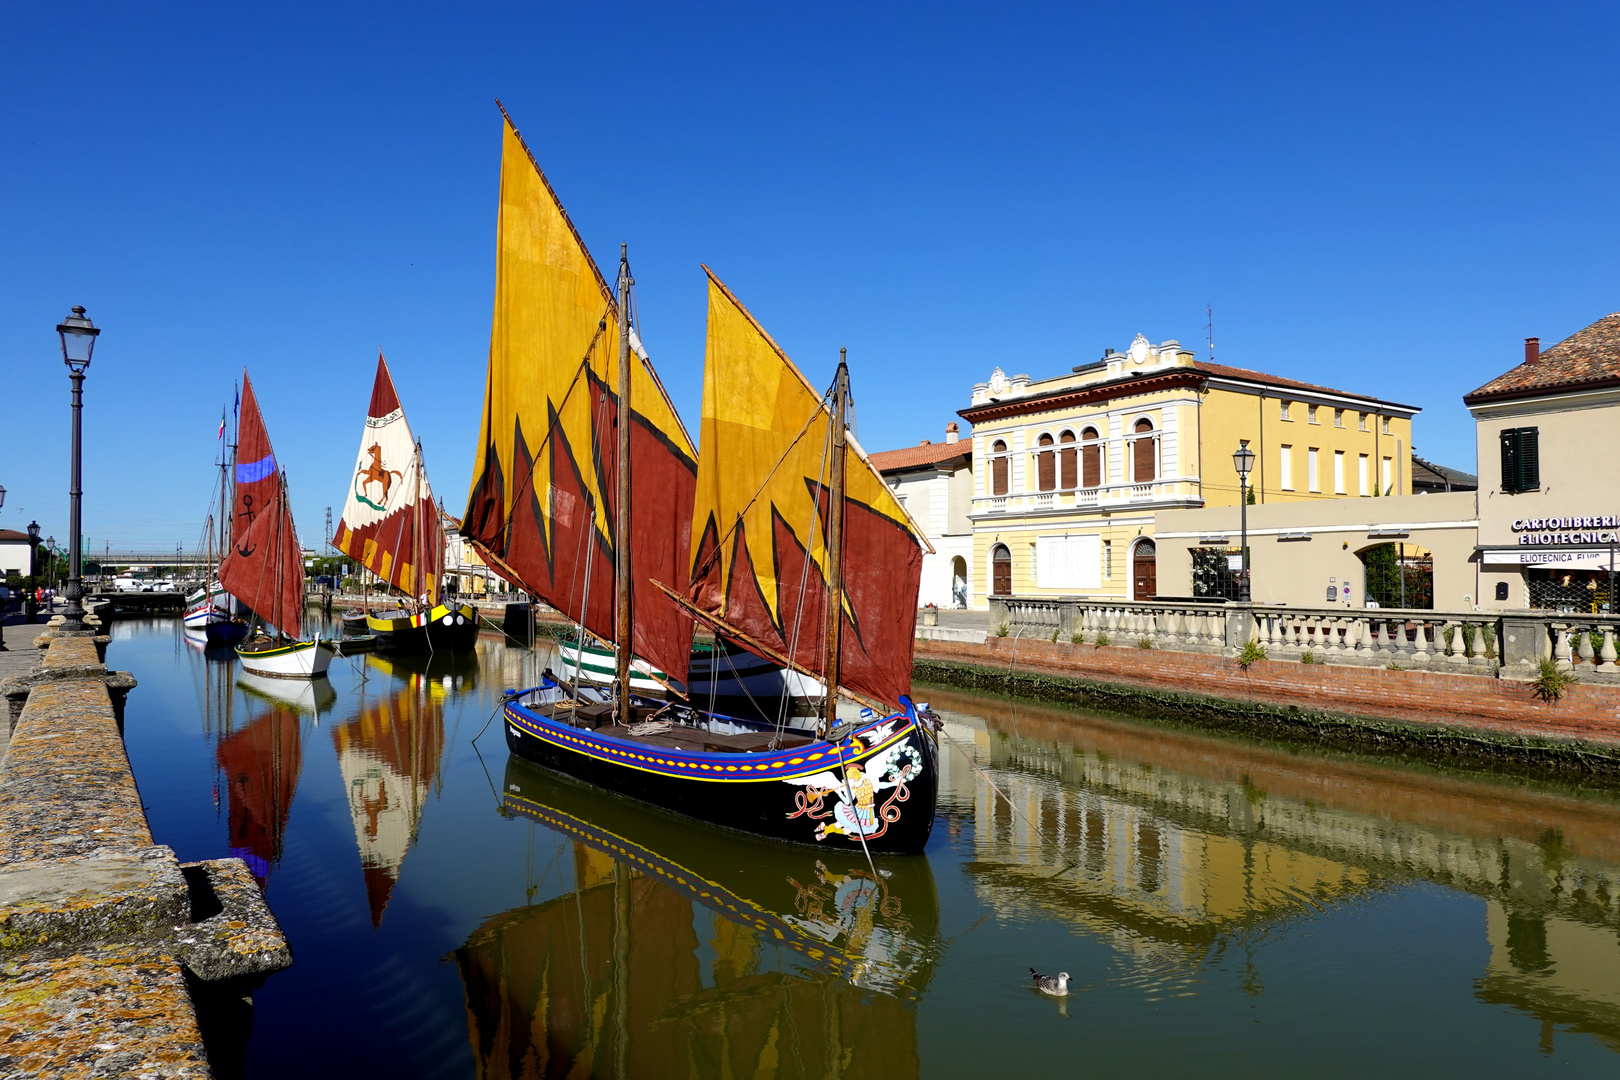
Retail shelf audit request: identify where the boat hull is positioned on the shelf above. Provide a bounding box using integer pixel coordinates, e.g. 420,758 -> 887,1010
368,603 -> 480,655
502,695 -> 938,855
236,639 -> 335,679
554,631 -> 668,694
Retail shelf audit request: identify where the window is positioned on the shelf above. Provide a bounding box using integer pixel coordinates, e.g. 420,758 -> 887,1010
1381,456 -> 1392,494
1059,431 -> 1077,490
1381,415 -> 1391,435
1280,400 -> 1292,421
1334,409 -> 1344,428
1036,534 -> 1102,589
1132,418 -> 1156,482
1036,432 -> 1056,492
1308,448 -> 1319,492
1308,405 -> 1319,424
1358,453 -> 1369,496
1280,445 -> 1293,490
1499,427 -> 1540,493
990,439 -> 1009,495
1081,427 -> 1102,488
1358,412 -> 1368,432
1103,539 -> 1113,579
1334,450 -> 1345,494
991,544 -> 1011,596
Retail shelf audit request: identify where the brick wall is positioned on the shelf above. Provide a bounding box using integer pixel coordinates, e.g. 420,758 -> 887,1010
915,637 -> 1620,750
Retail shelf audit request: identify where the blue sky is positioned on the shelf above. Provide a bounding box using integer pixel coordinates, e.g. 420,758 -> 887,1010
2,2 -> 1616,549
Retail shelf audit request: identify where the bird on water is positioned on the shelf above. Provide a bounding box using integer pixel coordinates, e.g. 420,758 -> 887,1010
1030,968 -> 1070,996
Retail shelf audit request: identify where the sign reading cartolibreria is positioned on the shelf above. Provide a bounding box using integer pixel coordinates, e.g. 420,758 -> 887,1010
1511,515 -> 1620,546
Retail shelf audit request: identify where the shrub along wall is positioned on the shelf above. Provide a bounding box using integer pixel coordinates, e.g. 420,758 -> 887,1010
913,637 -> 1620,770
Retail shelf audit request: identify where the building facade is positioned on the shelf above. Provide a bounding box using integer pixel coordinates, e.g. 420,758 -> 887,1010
870,423 -> 974,609
958,334 -> 1418,606
1466,315 -> 1620,612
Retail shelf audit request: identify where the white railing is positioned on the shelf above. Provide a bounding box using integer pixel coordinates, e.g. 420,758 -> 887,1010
1078,488 -> 1099,506
1035,493 -> 1054,509
989,497 -> 1007,513
1129,484 -> 1153,500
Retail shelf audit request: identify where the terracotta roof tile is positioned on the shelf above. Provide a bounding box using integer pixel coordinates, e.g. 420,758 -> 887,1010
0,529 -> 32,543
868,440 -> 971,473
1464,313 -> 1620,403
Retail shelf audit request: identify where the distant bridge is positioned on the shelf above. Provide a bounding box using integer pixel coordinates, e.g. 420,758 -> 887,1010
86,549 -> 324,568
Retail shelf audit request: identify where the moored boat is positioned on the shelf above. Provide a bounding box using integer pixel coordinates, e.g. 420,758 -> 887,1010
365,601 -> 478,654
554,626 -> 825,703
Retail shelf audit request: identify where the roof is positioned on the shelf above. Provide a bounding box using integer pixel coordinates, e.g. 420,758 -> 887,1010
0,529 -> 32,543
868,440 -> 971,474
1411,455 -> 1478,492
1194,362 -> 1417,410
1464,313 -> 1620,405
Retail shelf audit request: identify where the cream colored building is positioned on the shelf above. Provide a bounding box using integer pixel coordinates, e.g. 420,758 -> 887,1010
958,334 -> 1418,606
1466,315 -> 1620,612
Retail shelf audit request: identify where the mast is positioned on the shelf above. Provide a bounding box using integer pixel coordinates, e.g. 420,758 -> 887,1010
413,439 -> 424,610
821,349 -> 850,736
613,244 -> 633,722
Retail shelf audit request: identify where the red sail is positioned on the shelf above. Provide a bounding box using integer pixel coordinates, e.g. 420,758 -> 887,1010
220,478 -> 305,640
216,706 -> 303,889
232,374 -> 279,548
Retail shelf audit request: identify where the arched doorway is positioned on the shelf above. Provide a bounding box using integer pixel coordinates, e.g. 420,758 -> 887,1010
1132,539 -> 1157,600
951,556 -> 969,608
991,544 -> 1011,597
1359,543 -> 1432,609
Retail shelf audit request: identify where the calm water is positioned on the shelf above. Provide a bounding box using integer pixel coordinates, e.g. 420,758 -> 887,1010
114,616 -> 1620,1077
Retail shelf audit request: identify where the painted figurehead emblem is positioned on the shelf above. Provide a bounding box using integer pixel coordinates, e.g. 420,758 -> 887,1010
355,443 -> 403,511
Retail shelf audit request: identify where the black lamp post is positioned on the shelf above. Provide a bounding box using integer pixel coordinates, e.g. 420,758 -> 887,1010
0,483 -> 7,650
1233,441 -> 1255,603
26,521 -> 40,623
57,306 -> 99,633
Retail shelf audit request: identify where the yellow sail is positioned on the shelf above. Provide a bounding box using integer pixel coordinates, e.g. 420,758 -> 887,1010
462,108 -> 697,683
683,269 -> 929,709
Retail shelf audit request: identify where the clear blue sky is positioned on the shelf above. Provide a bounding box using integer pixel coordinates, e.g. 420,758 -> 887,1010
3,2 -> 1616,549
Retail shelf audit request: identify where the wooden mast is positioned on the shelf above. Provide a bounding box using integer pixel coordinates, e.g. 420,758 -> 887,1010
613,244 -> 634,722
821,348 -> 850,736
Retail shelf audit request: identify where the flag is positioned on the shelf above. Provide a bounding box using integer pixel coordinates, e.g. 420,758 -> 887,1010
218,407 -> 226,439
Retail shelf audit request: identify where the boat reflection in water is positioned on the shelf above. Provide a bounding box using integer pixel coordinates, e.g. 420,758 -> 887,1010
216,699 -> 303,888
329,654 -> 453,926
237,671 -> 337,718
456,755 -> 941,1077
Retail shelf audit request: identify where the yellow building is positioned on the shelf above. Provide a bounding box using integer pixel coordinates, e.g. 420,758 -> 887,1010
959,334 -> 1417,605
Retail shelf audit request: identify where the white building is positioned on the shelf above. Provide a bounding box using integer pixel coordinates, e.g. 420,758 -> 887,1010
0,530 -> 33,578
869,423 -> 974,609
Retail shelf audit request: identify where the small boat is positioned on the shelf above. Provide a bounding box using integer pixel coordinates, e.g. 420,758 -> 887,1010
463,109 -> 935,853
554,626 -> 824,704
334,354 -> 478,655
331,633 -> 378,655
186,414 -> 248,645
339,610 -> 370,635
220,372 -> 335,681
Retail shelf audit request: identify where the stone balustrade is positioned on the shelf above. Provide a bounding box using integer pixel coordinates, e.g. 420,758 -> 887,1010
985,596 -> 1620,683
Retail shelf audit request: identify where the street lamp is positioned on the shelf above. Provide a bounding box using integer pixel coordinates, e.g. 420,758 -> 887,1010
0,484 -> 6,651
1232,441 -> 1255,603
25,521 -> 40,623
57,305 -> 100,633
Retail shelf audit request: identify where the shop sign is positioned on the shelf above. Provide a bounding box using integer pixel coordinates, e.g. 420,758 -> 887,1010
1511,515 -> 1620,546
1483,549 -> 1620,570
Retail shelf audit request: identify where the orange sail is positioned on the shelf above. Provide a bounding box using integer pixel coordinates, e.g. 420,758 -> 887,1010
333,353 -> 443,599
219,371 -> 305,639
461,108 -> 696,683
674,271 -> 929,710
216,705 -> 302,888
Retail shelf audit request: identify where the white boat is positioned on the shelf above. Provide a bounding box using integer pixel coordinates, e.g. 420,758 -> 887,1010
554,630 -> 667,694
236,636 -> 335,679
555,628 -> 824,701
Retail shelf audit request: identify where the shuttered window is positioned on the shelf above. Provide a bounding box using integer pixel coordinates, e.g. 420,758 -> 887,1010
991,439 -> 1009,495
1081,428 -> 1101,488
1059,431 -> 1077,489
1036,433 -> 1056,492
1132,419 -> 1156,482
1500,427 -> 1540,493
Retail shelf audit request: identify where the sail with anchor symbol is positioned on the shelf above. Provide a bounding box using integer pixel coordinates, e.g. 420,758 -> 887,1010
231,373 -> 278,558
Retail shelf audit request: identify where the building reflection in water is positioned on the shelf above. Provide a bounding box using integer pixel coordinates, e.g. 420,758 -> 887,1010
455,756 -> 939,1078
929,686 -> 1620,1046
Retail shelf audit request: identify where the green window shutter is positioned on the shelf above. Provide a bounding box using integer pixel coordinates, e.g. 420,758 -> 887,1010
1500,429 -> 1520,493
1517,427 -> 1539,492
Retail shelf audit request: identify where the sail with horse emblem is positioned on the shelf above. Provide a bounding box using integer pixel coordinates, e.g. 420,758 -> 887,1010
334,353 -> 478,654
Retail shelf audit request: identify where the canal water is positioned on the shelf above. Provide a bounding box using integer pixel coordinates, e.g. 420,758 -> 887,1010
114,616 -> 1620,1077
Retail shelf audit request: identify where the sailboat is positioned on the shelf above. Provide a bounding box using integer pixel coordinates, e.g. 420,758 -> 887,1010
184,401 -> 248,645
333,353 -> 478,655
462,107 -> 936,853
220,373 -> 334,679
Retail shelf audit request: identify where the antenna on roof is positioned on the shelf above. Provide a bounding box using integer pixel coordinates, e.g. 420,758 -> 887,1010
1206,304 -> 1215,365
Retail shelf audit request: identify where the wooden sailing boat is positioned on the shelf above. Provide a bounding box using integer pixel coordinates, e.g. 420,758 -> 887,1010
464,106 -> 936,853
184,400 -> 248,644
221,372 -> 335,679
333,353 -> 478,654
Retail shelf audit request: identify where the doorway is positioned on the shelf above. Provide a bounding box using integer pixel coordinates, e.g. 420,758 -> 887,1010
951,556 -> 969,608
991,545 -> 1011,597
1132,539 -> 1157,601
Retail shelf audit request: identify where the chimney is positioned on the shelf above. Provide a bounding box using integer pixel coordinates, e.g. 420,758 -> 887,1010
1524,337 -> 1540,365
945,421 -> 960,444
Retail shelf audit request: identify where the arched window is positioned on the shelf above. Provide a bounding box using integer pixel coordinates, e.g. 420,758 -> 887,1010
1036,432 -> 1056,492
1081,427 -> 1102,488
988,438 -> 1009,496
1132,418 -> 1157,483
1059,430 -> 1077,490
991,544 -> 1012,596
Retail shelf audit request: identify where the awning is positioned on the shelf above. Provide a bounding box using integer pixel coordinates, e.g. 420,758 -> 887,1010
1481,548 -> 1620,571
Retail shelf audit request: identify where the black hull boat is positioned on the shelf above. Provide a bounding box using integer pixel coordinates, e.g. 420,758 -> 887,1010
503,677 -> 938,855
367,601 -> 480,655
339,610 -> 370,635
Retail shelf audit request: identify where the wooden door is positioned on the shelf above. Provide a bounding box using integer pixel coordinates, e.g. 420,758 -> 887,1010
992,546 -> 1012,596
1133,546 -> 1157,600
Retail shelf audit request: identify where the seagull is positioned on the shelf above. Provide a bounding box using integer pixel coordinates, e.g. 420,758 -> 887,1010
1030,968 -> 1070,996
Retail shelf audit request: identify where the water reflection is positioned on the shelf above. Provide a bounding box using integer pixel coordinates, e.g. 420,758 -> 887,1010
930,686 -> 1620,1042
217,701 -> 302,888
457,757 -> 940,1078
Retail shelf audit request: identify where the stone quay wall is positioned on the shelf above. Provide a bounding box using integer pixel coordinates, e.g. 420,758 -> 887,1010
914,635 -> 1620,768
0,630 -> 290,1078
